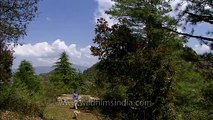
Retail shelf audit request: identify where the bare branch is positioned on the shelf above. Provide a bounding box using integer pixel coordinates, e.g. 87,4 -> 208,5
186,12 -> 213,24
162,27 -> 213,42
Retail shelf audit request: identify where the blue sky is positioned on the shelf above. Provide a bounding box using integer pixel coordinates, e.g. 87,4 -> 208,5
14,0 -> 102,68
20,0 -> 97,47
13,0 -> 212,68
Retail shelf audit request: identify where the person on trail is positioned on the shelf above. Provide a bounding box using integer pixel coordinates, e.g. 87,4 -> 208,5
72,90 -> 79,109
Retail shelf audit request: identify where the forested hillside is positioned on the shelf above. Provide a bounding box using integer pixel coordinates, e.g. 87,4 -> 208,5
0,0 -> 212,120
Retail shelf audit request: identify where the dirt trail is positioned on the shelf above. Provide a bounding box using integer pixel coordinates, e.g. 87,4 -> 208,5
44,104 -> 100,120
1,104 -> 100,120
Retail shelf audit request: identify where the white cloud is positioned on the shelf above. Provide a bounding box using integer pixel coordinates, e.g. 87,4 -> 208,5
94,0 -> 117,26
168,0 -> 188,16
193,44 -> 212,54
13,39 -> 98,68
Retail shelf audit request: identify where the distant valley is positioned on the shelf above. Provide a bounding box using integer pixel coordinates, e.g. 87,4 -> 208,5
13,64 -> 88,74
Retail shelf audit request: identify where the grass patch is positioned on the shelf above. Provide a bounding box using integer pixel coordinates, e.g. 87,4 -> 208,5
43,104 -> 72,120
43,103 -> 100,120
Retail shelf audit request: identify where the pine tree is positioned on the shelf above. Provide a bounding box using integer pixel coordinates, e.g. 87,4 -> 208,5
14,60 -> 41,93
51,51 -> 80,89
54,52 -> 76,78
91,0 -> 185,119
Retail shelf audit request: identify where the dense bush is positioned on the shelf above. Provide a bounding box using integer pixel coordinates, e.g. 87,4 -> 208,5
0,82 -> 45,118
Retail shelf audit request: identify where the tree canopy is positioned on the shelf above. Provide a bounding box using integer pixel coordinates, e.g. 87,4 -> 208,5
0,0 -> 39,43
91,15 -> 181,120
90,0 -> 213,119
106,0 -> 212,46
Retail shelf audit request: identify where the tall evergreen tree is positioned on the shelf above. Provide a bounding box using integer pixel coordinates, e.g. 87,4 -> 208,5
51,51 -> 80,89
91,21 -> 181,120
14,60 -> 41,93
54,52 -> 76,78
91,0 -> 185,119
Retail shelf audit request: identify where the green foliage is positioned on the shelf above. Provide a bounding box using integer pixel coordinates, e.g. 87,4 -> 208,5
0,80 -> 45,118
197,53 -> 213,80
202,81 -> 213,109
0,60 -> 46,117
89,0 -> 213,119
0,0 -> 40,85
0,42 -> 13,84
50,51 -> 83,94
82,62 -> 110,96
0,0 -> 40,43
0,0 -> 45,118
91,14 -> 181,119
0,0 -> 41,113
106,0 -> 175,32
173,59 -> 213,119
51,52 -> 75,83
14,60 -> 41,93
0,84 -> 11,108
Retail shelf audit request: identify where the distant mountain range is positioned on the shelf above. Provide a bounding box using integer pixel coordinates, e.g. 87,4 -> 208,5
13,64 -> 88,75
